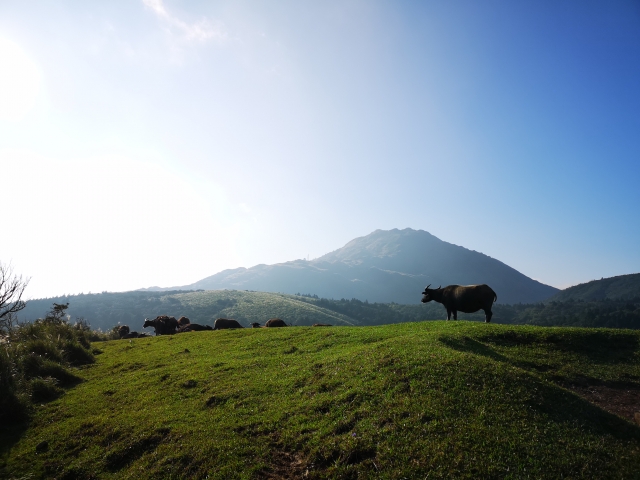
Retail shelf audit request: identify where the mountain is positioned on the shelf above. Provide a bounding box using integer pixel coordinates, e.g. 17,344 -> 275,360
549,273 -> 640,302
146,228 -> 558,304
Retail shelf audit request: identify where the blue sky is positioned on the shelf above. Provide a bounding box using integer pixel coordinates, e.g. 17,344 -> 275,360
1,0 -> 639,299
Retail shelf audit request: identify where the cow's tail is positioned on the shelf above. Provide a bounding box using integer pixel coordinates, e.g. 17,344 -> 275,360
493,291 -> 498,303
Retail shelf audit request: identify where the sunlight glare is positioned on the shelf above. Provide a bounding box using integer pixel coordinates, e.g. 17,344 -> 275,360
0,38 -> 41,122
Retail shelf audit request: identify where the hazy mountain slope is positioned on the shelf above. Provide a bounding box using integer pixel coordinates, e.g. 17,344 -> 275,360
549,273 -> 640,301
181,229 -> 559,304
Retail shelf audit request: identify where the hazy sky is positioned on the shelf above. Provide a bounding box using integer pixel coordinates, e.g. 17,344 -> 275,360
1,1 -> 639,299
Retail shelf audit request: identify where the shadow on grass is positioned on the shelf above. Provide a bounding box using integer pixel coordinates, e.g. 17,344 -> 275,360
478,330 -> 640,364
438,335 -> 640,441
0,421 -> 29,477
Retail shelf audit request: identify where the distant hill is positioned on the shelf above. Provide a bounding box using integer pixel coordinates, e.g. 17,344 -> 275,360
145,229 -> 559,304
549,273 -> 640,302
17,287 -> 640,331
16,290 -> 367,332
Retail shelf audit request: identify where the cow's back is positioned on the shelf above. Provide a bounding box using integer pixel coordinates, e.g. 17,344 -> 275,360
449,284 -> 495,313
265,318 -> 287,327
213,318 -> 243,330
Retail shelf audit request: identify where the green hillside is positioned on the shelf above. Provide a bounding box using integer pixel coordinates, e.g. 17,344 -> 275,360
18,288 -> 640,332
550,273 -> 640,301
2,322 -> 640,479
17,290 -> 366,332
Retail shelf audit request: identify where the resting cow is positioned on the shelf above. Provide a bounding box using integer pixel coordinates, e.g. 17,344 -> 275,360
421,284 -> 497,323
118,325 -> 138,339
143,315 -> 179,335
117,325 -> 150,339
213,318 -> 244,330
177,316 -> 191,327
177,323 -> 213,333
249,322 -> 263,328
264,318 -> 287,327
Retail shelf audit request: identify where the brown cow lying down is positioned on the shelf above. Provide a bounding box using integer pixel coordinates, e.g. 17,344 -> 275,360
177,316 -> 191,327
213,318 -> 244,330
117,325 -> 150,338
249,322 -> 262,328
312,323 -> 332,327
177,323 -> 213,333
143,315 -> 179,335
264,318 -> 288,327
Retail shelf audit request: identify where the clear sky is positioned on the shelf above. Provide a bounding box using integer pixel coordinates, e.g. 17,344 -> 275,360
1,0 -> 639,299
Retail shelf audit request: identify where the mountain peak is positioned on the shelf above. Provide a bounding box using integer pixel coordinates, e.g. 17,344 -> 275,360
150,228 -> 559,304
316,228 -> 441,265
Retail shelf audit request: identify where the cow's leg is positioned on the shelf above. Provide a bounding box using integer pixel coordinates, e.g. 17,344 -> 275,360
485,309 -> 492,323
446,309 -> 451,320
452,310 -> 457,320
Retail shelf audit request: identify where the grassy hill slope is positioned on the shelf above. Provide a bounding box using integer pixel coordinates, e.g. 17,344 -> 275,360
3,322 -> 640,479
550,273 -> 640,301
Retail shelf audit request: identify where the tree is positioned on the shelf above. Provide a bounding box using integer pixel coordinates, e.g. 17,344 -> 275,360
0,262 -> 30,332
43,302 -> 69,324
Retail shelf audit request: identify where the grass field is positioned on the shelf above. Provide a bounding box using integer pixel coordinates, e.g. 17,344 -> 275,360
2,321 -> 640,479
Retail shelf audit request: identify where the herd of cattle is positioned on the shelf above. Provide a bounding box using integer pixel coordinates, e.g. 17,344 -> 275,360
116,284 -> 498,338
117,315 -> 333,339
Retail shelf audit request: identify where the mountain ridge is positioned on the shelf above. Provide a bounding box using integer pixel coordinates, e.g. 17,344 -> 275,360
549,273 -> 640,302
142,228 -> 559,304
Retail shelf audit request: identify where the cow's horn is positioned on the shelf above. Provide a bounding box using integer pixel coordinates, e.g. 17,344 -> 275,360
437,285 -> 441,289
425,284 -> 431,290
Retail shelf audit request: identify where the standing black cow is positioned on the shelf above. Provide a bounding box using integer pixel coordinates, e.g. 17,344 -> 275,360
421,284 -> 497,323
143,316 -> 179,335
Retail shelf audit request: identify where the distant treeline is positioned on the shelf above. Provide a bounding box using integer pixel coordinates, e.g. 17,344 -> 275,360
494,298 -> 640,329
294,295 -> 640,329
17,290 -> 640,331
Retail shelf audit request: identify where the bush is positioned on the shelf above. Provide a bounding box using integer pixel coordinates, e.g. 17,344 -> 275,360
30,377 -> 63,402
0,303 -> 98,423
63,341 -> 94,366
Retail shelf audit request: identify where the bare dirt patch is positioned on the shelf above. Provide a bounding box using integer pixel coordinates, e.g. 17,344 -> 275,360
564,382 -> 640,424
256,450 -> 310,479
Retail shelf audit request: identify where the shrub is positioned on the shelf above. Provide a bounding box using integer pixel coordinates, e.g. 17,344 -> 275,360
0,303 -> 99,423
63,340 -> 94,366
30,377 -> 63,402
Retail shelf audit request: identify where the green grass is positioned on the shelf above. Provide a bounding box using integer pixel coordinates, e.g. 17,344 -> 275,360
2,322 -> 640,479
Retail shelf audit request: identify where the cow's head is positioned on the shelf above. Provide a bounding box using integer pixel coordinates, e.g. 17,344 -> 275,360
421,285 -> 441,303
249,322 -> 262,328
143,318 -> 154,328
